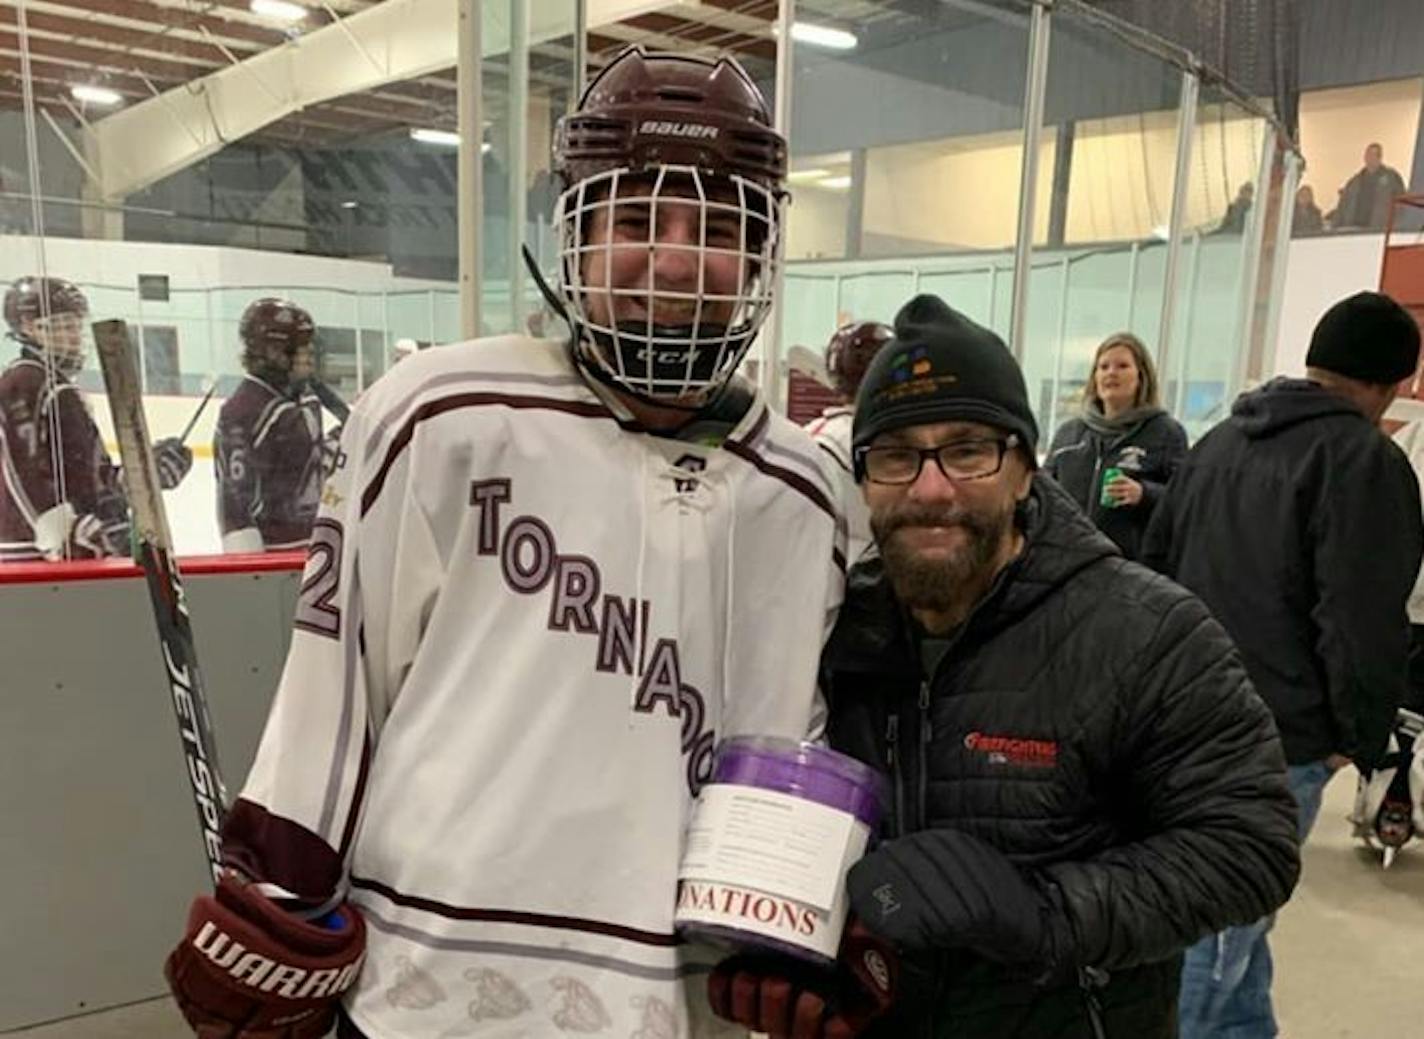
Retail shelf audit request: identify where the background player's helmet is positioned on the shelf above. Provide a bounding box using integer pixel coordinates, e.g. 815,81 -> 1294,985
826,321 -> 894,401
552,46 -> 787,407
3,276 -> 90,376
240,297 -> 315,385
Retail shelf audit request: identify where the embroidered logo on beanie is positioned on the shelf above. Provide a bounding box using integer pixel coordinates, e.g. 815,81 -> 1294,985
879,344 -> 958,402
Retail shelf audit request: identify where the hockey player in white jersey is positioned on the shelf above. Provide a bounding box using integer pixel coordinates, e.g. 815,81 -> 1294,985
164,46 -> 846,1039
805,321 -> 893,565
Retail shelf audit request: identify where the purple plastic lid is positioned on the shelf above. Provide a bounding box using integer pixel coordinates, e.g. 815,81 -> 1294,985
710,736 -> 888,829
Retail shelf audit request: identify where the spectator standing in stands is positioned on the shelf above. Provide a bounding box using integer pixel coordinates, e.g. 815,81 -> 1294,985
1217,182 -> 1254,234
1334,143 -> 1407,230
1044,332 -> 1186,560
1143,291 -> 1423,1039
1292,185 -> 1324,235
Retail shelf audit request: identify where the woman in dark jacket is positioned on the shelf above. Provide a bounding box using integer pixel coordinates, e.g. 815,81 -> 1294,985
1045,332 -> 1186,559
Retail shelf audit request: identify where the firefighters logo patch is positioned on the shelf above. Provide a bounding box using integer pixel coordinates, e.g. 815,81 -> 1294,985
963,730 -> 1059,768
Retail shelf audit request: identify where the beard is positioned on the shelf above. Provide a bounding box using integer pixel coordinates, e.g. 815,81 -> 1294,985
871,495 -> 1017,616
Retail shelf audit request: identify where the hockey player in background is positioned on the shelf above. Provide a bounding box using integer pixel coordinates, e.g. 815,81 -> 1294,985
805,320 -> 893,564
214,298 -> 326,552
165,46 -> 845,1039
0,276 -> 191,561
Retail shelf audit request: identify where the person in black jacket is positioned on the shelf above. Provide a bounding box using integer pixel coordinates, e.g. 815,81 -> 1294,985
1142,290 -> 1423,1039
708,296 -> 1299,1039
1331,143 -> 1407,230
1044,332 -> 1187,560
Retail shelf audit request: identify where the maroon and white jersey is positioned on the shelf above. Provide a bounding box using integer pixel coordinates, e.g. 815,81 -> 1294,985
0,355 -> 126,561
806,404 -> 872,565
223,335 -> 846,1037
214,375 -> 323,552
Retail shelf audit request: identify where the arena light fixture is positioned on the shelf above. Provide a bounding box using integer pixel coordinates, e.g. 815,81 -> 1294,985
250,0 -> 307,23
790,22 -> 858,51
71,84 -> 122,106
787,168 -> 831,184
410,128 -> 461,147
818,175 -> 853,190
409,128 -> 493,153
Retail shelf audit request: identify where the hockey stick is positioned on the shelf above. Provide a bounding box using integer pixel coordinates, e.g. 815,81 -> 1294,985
93,320 -> 228,887
308,377 -> 350,423
177,378 -> 219,445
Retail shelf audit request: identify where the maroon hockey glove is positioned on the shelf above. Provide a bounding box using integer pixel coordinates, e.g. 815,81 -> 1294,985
152,436 -> 194,490
165,873 -> 366,1038
707,918 -> 898,1039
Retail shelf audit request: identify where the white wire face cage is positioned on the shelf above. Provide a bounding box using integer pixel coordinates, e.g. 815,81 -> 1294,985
556,164 -> 783,405
29,311 -> 88,376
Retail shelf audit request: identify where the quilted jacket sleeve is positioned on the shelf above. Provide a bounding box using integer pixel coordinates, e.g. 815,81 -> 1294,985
1037,590 -> 1301,970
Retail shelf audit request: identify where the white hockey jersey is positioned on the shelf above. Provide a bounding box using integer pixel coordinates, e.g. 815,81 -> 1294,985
805,405 -> 872,566
225,335 -> 847,1038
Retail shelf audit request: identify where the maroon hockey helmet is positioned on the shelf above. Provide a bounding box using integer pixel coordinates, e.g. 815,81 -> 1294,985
239,297 -> 315,378
554,46 -> 786,193
4,276 -> 88,340
550,48 -> 788,406
826,321 -> 894,400
240,297 -> 315,352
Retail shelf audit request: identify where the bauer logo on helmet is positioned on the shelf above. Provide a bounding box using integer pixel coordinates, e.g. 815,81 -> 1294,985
638,120 -> 720,140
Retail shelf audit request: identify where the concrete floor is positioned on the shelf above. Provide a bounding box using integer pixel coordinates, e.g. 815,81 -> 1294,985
1272,771 -> 1424,1038
9,775 -> 1421,1038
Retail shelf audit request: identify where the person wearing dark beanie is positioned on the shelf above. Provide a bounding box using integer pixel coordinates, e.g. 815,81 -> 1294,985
718,294 -> 1299,1039
1306,289 -> 1421,387
1143,289 -> 1423,1039
852,294 -> 1038,468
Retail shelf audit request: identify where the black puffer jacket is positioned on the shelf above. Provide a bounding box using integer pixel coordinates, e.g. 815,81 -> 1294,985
1044,408 -> 1187,560
822,477 -> 1299,1039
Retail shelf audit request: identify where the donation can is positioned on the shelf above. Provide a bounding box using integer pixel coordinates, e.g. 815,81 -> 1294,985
675,736 -> 887,964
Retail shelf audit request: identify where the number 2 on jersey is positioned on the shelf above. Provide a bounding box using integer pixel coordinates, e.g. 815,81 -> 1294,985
295,518 -> 343,639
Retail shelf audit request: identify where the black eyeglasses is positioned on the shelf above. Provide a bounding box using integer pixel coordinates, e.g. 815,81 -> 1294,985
856,434 -> 1020,485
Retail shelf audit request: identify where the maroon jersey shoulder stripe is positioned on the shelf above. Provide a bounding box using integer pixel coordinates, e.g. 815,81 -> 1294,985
360,392 -> 614,516
740,406 -> 771,448
336,731 -> 372,861
723,438 -> 835,520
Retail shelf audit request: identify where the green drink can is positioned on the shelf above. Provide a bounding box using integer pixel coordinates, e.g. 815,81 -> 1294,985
1100,466 -> 1124,508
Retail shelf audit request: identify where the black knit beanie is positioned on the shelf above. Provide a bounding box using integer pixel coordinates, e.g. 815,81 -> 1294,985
852,294 -> 1038,461
1306,291 -> 1420,384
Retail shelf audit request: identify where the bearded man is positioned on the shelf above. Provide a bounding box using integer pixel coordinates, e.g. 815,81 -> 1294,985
707,295 -> 1301,1039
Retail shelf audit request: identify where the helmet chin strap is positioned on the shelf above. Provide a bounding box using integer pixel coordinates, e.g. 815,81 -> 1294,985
522,245 -> 733,416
